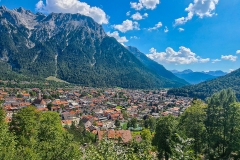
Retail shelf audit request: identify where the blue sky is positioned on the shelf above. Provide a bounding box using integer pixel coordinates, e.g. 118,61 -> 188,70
1,0 -> 240,72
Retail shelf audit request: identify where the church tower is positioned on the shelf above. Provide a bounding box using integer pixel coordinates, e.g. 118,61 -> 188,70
38,92 -> 42,100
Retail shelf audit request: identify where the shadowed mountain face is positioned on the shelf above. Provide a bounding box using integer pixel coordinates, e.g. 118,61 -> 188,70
126,46 -> 189,86
172,70 -> 216,84
0,6 -> 188,89
168,68 -> 240,100
203,70 -> 227,77
171,70 -> 227,84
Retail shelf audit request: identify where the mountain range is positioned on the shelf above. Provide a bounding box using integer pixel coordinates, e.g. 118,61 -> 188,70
0,6 -> 187,89
126,46 -> 189,86
168,68 -> 240,100
171,69 -> 227,84
203,70 -> 227,77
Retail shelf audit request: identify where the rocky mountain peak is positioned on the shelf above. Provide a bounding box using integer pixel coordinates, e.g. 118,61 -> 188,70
0,5 -> 7,10
126,46 -> 145,59
0,6 -> 188,89
182,69 -> 193,74
0,6 -> 38,30
15,7 -> 25,12
14,7 -> 33,15
127,46 -> 141,53
1,6 -> 106,41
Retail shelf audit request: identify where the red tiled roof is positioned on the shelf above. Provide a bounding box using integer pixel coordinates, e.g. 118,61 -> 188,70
162,111 -> 169,116
61,120 -> 72,125
132,106 -> 138,109
37,108 -> 48,111
69,110 -> 76,115
40,100 -> 46,105
98,130 -> 132,143
58,90 -> 64,93
92,130 -> 98,134
97,122 -> 103,127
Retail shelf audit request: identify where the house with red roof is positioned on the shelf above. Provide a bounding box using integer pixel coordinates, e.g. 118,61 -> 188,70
97,130 -> 132,143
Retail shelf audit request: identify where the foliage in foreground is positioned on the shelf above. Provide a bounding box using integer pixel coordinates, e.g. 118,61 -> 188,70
0,105 -> 156,160
153,89 -> 240,160
1,89 -> 240,159
83,139 -> 156,160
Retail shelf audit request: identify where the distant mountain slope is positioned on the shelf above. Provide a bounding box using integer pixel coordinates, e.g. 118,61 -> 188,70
173,71 -> 217,84
126,46 -> 189,86
173,69 -> 193,74
203,70 -> 227,77
168,68 -> 240,100
171,69 -> 227,84
0,6 -> 186,89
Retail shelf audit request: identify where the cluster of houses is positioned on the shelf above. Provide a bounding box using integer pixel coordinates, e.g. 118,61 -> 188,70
0,86 -> 193,143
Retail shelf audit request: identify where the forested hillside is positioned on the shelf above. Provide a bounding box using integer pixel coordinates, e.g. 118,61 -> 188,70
0,6 -> 186,89
127,46 -> 189,86
168,68 -> 240,100
173,72 -> 217,84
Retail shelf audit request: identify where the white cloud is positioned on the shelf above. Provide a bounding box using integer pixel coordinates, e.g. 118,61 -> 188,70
130,0 -> 160,10
140,0 -> 160,9
130,2 -> 143,10
113,19 -> 139,33
187,0 -> 219,18
106,31 -> 128,44
236,50 -> 240,54
35,0 -> 108,24
126,11 -> 131,16
143,13 -> 148,17
212,59 -> 221,63
174,0 -> 219,26
221,55 -> 238,62
146,46 -> 210,65
164,26 -> 169,33
148,22 -> 162,31
131,12 -> 148,20
131,12 -> 142,20
35,0 -> 45,12
178,28 -> 185,32
199,58 -> 210,63
130,36 -> 139,39
174,12 -> 193,26
229,69 -> 235,73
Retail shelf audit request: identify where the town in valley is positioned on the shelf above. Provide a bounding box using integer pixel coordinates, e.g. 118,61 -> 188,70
0,79 -> 192,143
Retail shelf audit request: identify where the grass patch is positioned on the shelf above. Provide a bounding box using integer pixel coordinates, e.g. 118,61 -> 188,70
120,123 -> 127,130
46,76 -> 69,83
116,106 -> 122,109
131,131 -> 142,138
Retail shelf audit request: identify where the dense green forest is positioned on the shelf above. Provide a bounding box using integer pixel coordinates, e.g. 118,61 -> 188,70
0,8 -> 187,89
0,62 -> 72,89
168,68 -> 240,100
1,89 -> 240,159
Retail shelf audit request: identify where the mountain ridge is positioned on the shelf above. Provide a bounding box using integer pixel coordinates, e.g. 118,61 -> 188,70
126,46 -> 189,86
0,6 -> 187,89
203,70 -> 227,77
168,68 -> 240,100
171,69 -> 227,84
